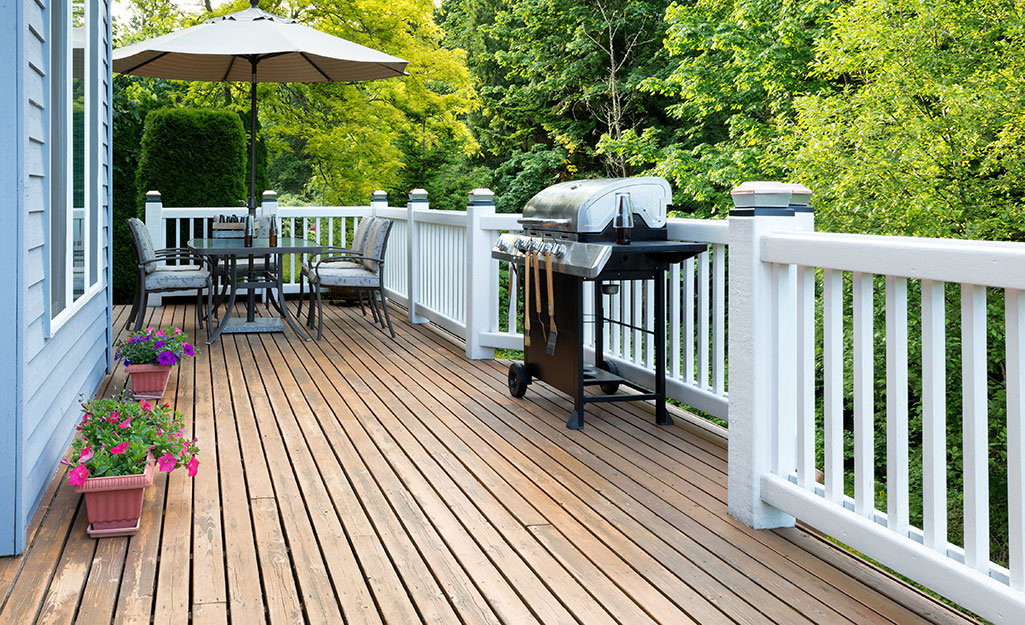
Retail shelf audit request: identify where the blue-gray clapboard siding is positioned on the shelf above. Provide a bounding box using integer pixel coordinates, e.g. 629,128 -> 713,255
0,0 -> 114,556
0,0 -> 25,557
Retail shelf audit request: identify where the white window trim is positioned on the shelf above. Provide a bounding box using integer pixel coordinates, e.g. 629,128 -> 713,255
47,0 -> 101,337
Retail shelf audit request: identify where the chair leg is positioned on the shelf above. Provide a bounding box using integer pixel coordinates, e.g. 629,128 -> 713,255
196,289 -> 204,330
379,288 -> 395,338
316,284 -> 325,341
127,285 -> 142,329
367,290 -> 381,323
357,289 -> 368,317
297,270 -> 305,322
134,289 -> 148,331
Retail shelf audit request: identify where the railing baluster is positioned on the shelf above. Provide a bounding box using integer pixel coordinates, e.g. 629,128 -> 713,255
823,269 -> 843,503
922,279 -> 947,552
698,251 -> 710,388
796,264 -> 815,489
646,280 -> 655,368
1007,287 -> 1025,591
886,276 -> 910,536
671,263 -> 681,380
853,271 -> 875,517
633,280 -> 642,364
713,244 -> 726,394
684,257 -> 695,384
773,262 -> 796,477
962,283 -> 990,572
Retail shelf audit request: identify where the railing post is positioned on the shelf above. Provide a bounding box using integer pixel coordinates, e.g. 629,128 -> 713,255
728,181 -> 798,529
144,190 -> 165,306
371,190 -> 387,217
407,189 -> 428,324
465,189 -> 497,359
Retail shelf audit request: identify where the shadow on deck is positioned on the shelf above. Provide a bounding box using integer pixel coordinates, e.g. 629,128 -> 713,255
0,301 -> 979,625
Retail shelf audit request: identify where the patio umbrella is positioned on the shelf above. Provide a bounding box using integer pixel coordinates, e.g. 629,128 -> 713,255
113,0 -> 408,214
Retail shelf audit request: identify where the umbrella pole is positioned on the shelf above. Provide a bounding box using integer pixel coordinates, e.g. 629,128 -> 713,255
249,57 -> 258,217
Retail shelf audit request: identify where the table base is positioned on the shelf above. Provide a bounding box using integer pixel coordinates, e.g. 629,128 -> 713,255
219,317 -> 284,334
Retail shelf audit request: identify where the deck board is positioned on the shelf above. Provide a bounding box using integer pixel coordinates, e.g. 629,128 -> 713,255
0,301 -> 981,625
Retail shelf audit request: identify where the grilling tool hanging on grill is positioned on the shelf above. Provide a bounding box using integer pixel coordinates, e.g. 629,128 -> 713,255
545,250 -> 558,354
494,177 -> 707,429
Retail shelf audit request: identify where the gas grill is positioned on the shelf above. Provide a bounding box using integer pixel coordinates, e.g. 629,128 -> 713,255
492,177 -> 706,429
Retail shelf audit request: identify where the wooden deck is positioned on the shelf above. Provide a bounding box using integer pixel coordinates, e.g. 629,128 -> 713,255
0,301 -> 979,625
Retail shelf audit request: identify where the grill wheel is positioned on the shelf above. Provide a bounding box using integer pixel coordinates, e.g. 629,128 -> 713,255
508,363 -> 530,398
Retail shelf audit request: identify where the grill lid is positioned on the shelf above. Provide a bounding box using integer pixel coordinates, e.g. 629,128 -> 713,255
519,177 -> 670,234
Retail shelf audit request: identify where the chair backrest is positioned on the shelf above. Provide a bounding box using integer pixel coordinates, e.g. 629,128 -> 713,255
363,218 -> 393,272
127,218 -> 158,273
351,216 -> 375,257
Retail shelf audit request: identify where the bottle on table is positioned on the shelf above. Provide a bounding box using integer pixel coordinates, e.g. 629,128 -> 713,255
244,216 -> 253,248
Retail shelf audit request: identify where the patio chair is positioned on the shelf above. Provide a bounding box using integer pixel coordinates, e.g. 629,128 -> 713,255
296,216 -> 377,322
302,217 -> 395,340
126,218 -> 213,332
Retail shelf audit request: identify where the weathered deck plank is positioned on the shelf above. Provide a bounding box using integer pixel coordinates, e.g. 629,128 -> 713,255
0,301 -> 981,625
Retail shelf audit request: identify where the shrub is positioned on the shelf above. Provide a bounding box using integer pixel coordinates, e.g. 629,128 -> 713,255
136,108 -> 247,213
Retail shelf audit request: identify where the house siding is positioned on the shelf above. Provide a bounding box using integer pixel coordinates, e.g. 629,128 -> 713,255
0,0 -> 24,558
1,0 -> 113,555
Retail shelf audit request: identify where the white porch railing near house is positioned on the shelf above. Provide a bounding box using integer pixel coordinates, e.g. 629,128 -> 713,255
730,183 -> 1025,625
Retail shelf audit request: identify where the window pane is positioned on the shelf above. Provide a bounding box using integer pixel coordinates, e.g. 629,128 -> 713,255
49,0 -> 67,317
72,0 -> 85,301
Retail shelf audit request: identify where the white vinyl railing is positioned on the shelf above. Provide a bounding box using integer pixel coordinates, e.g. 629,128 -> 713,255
730,184 -> 1025,624
142,181 -> 1025,619
142,188 -> 729,415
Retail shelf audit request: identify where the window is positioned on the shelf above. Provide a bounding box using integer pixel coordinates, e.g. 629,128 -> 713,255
49,0 -> 100,329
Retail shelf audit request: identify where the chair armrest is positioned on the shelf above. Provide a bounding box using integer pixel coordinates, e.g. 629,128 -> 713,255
143,250 -> 213,272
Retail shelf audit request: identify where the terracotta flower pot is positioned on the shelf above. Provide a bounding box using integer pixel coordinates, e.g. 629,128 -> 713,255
74,458 -> 155,537
126,364 -> 172,400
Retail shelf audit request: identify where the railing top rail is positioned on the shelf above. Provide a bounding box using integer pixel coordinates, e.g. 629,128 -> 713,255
156,205 -> 373,218
667,217 -> 729,245
763,230 -> 1025,289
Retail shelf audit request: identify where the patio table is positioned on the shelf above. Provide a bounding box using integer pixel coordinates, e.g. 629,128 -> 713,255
188,237 -> 322,344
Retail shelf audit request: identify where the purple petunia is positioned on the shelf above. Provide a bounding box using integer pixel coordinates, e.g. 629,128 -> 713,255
153,339 -> 166,349
182,343 -> 194,357
157,350 -> 177,366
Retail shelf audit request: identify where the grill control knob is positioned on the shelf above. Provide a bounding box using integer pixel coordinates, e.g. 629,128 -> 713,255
495,239 -> 509,252
552,244 -> 567,258
514,238 -> 528,253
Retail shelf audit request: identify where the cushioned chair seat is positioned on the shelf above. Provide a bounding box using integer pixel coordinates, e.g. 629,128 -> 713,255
145,269 -> 211,290
301,259 -> 362,275
309,265 -> 379,288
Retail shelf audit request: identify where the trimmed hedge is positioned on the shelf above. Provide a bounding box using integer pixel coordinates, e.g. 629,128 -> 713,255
136,108 -> 247,213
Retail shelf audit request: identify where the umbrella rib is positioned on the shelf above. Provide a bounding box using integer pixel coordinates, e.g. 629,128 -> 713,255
121,51 -> 170,75
222,56 -> 237,82
299,52 -> 333,81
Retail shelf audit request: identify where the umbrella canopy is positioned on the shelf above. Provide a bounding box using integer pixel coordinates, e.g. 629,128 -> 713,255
113,0 -> 408,211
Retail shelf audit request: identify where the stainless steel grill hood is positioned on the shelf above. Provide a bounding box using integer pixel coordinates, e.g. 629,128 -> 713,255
518,177 -> 670,237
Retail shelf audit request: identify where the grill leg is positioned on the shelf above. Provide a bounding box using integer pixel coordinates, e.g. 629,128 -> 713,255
655,269 -> 672,426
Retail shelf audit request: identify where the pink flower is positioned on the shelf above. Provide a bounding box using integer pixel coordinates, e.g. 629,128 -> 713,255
68,464 -> 90,486
78,445 -> 94,463
139,400 -> 152,412
118,417 -> 133,429
174,328 -> 182,335
186,456 -> 199,477
157,452 -> 177,472
81,413 -> 91,424
156,329 -> 166,336
107,411 -> 120,423
110,441 -> 130,455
